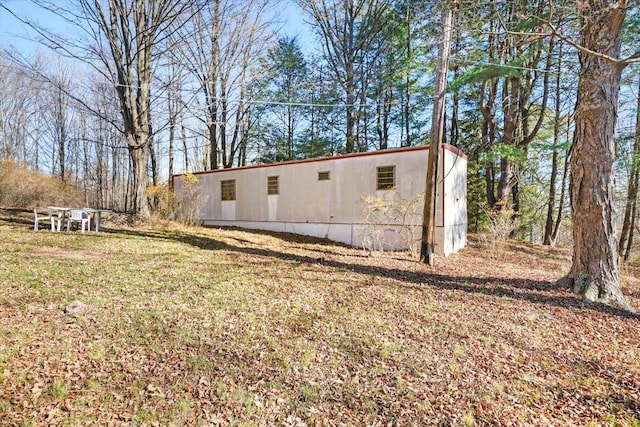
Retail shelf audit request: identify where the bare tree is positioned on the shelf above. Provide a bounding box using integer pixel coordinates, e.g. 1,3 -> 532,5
172,0 -> 274,170
1,0 -> 193,218
297,0 -> 394,153
84,0 -> 193,217
0,54 -> 44,168
41,64 -> 75,183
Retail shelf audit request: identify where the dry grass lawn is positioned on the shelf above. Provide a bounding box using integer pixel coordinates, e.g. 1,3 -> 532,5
0,208 -> 639,426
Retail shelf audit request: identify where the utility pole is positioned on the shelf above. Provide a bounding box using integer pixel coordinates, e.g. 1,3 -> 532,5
420,4 -> 455,265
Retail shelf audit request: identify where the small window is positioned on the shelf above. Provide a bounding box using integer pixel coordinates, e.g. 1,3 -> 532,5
267,176 -> 279,195
221,179 -> 236,201
377,166 -> 395,190
318,171 -> 330,181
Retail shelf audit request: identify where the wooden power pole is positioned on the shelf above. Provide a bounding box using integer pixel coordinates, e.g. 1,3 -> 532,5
420,6 -> 455,265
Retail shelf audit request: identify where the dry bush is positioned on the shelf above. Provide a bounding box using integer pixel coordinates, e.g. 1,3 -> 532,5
478,202 -> 517,254
148,185 -> 173,218
103,211 -> 137,228
0,161 -> 83,208
359,192 -> 423,258
359,196 -> 389,252
489,206 -> 516,241
173,173 -> 207,225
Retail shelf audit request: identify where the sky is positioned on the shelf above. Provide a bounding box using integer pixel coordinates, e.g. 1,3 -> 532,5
0,0 -> 53,56
0,0 -> 318,59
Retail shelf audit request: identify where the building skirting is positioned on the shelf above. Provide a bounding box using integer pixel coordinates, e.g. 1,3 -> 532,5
202,219 -> 466,256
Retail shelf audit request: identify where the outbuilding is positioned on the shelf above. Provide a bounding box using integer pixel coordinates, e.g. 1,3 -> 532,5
172,144 -> 467,256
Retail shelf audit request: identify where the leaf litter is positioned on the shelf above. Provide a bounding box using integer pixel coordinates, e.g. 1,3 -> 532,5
0,210 -> 639,426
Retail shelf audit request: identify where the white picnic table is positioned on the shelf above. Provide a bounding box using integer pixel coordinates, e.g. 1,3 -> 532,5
47,206 -> 113,232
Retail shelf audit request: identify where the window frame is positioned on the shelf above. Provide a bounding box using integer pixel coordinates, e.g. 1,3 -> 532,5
376,165 -> 395,190
267,175 -> 279,195
221,179 -> 236,201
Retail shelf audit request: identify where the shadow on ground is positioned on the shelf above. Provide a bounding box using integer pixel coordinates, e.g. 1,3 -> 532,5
1,208 -> 636,320
111,225 -> 640,321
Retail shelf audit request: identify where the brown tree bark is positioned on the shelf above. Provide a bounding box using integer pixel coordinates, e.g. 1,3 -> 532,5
421,7 -> 454,265
566,0 -> 632,310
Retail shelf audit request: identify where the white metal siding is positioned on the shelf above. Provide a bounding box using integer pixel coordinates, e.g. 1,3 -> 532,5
173,145 -> 467,255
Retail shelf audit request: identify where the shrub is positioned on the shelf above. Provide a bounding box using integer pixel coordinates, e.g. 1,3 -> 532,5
0,161 -> 83,208
148,185 -> 173,218
173,173 -> 207,225
359,192 -> 424,258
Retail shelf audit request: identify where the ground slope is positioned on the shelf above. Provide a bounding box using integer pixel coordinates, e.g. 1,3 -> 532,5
0,209 -> 638,426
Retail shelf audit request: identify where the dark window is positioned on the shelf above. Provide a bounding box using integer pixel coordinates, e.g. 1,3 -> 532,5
318,171 -> 330,181
377,166 -> 395,190
221,179 -> 236,201
267,176 -> 279,195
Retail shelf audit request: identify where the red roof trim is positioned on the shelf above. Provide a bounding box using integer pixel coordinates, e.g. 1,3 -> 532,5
172,144 -> 465,178
443,143 -> 467,160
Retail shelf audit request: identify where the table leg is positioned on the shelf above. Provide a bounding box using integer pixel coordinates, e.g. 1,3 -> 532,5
57,211 -> 65,232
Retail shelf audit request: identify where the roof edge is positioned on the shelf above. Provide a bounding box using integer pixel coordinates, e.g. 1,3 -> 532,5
172,144 -> 466,179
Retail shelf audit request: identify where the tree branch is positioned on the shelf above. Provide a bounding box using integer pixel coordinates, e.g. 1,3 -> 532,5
494,2 -> 637,67
623,49 -> 640,63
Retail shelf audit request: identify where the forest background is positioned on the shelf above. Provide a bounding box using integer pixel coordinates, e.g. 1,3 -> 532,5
0,0 -> 639,252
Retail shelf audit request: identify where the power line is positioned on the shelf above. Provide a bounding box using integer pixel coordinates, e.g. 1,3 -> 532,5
113,83 -> 400,109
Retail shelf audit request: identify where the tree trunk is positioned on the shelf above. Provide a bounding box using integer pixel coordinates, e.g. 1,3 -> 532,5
479,77 -> 498,208
623,197 -> 638,261
544,40 -> 564,245
221,92 -> 229,168
496,77 -> 519,205
167,85 -> 175,182
551,145 -> 570,244
181,108 -> 189,172
345,78 -> 356,153
421,8 -> 453,265
55,85 -> 67,183
129,143 -> 150,219
148,125 -> 158,187
619,153 -> 639,258
618,76 -> 640,259
208,1 -> 220,171
566,1 -> 631,310
404,4 -> 412,148
543,149 -> 559,245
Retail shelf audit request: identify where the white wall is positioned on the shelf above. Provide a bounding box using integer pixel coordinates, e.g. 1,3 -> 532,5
435,147 -> 468,255
173,145 -> 467,255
